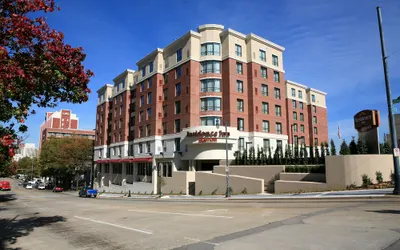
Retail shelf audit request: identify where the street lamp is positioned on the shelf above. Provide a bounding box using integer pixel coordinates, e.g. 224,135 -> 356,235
291,124 -> 295,154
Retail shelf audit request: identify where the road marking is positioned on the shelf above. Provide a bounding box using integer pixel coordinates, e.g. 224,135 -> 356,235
73,216 -> 153,235
204,209 -> 229,213
184,237 -> 219,246
128,210 -> 233,219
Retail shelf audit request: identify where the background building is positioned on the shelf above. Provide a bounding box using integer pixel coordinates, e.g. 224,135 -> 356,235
13,143 -> 37,161
94,24 -> 328,192
39,109 -> 95,148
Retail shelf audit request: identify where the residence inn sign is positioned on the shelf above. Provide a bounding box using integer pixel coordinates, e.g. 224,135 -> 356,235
354,110 -> 380,132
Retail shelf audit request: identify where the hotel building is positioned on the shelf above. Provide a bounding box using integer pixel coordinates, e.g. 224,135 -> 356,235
94,24 -> 328,193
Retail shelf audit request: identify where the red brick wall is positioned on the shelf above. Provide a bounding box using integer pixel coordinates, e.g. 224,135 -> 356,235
70,119 -> 78,129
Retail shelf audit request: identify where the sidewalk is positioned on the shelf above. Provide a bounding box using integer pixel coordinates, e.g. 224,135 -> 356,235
97,188 -> 399,201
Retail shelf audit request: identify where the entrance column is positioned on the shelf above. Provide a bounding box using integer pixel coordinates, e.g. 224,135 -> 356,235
152,157 -> 157,195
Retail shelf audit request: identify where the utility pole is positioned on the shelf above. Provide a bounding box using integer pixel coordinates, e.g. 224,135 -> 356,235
376,6 -> 400,194
225,122 -> 230,197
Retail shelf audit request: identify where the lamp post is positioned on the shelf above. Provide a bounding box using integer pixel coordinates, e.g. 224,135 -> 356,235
291,124 -> 295,154
377,6 -> 400,194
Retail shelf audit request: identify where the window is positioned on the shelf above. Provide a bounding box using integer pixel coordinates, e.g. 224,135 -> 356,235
175,83 -> 181,96
176,66 -> 182,79
126,164 -> 134,175
291,88 -> 296,97
237,118 -> 244,131
139,111 -> 144,122
162,122 -> 167,134
314,138 -> 318,146
236,80 -> 244,93
119,119 -> 122,128
293,111 -> 297,120
261,67 -> 267,78
200,61 -> 221,74
149,61 -> 153,73
274,88 -> 281,99
260,49 -> 266,62
300,125 -> 305,133
294,136 -> 298,145
105,164 -> 110,173
262,102 -> 269,114
147,92 -> 152,104
146,124 -> 151,136
139,126 -> 144,137
273,71 -> 280,82
142,67 -> 146,77
272,54 -> 279,66
299,102 -> 304,110
312,94 -> 316,102
313,116 -> 317,124
313,127 -> 318,135
300,113 -> 304,121
175,101 -> 181,114
238,138 -> 245,151
261,84 -> 268,96
148,78 -> 152,88
275,105 -> 281,116
138,143 -> 143,153
292,100 -> 297,108
176,48 -> 182,62
163,105 -> 167,117
263,139 -> 270,151
313,105 -> 317,113
175,119 -> 181,133
298,90 -> 303,99
236,62 -> 243,74
200,116 -> 221,126
293,124 -> 298,132
140,83 -> 144,93
237,99 -> 244,112
140,96 -> 144,107
119,133 -> 122,142
163,89 -> 168,101
201,97 -> 221,111
147,108 -> 152,119
235,44 -> 242,57
201,79 -> 221,92
146,141 -> 151,153
174,138 -> 181,151
262,120 -> 270,132
276,123 -> 282,134
201,43 -> 220,56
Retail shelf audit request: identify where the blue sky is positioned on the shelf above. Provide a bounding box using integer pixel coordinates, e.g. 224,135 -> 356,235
24,0 -> 400,148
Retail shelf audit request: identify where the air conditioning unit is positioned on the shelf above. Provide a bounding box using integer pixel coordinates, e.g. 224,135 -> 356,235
159,80 -> 162,86
158,112 -> 162,118
158,96 -> 162,101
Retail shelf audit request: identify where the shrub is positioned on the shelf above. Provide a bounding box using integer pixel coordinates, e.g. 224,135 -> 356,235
241,187 -> 247,194
376,171 -> 383,184
391,171 -> 395,184
228,186 -> 233,194
179,191 -> 183,195
361,174 -> 372,188
211,188 -> 218,195
198,190 -> 203,195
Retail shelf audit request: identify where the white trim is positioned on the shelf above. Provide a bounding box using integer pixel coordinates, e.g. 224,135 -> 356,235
199,95 -> 222,99
245,33 -> 285,51
197,24 -> 225,32
308,88 -> 327,96
286,80 -> 308,89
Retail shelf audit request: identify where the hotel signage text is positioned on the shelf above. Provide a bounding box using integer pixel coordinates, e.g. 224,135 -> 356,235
187,130 -> 230,143
354,109 -> 380,132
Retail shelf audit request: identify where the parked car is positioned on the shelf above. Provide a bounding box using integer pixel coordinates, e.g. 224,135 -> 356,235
79,187 -> 98,198
0,181 -> 11,191
38,183 -> 46,190
25,184 -> 33,189
53,186 -> 63,192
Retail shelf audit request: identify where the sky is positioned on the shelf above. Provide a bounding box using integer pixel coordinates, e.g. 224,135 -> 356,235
23,0 -> 400,149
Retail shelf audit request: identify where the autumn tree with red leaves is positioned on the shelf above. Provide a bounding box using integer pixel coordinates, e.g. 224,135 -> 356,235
0,0 -> 93,173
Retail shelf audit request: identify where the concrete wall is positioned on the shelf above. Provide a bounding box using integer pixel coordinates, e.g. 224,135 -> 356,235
275,180 -> 328,193
195,172 -> 264,195
326,155 -> 394,189
162,171 -> 189,195
279,173 -> 325,182
213,165 -> 284,193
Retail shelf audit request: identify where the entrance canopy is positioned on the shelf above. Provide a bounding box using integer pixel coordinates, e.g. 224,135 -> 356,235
95,157 -> 152,164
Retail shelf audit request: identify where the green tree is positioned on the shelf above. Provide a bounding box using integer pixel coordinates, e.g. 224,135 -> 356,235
309,144 -> 315,164
339,140 -> 350,155
314,144 -> 320,164
294,144 -> 300,164
320,142 -> 326,164
0,0 -> 93,173
324,141 -> 330,156
299,144 -> 304,164
330,139 -> 337,155
349,137 -> 358,154
380,137 -> 391,154
234,151 -> 240,165
288,144 -> 293,165
303,144 -> 309,165
267,147 -> 273,165
357,137 -> 368,154
284,144 -> 289,165
256,147 -> 261,165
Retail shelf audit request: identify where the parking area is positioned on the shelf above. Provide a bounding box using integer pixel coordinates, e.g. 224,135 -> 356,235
1,181 -> 400,249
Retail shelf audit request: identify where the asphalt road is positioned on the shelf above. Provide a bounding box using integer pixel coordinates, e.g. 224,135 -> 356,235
1,179 -> 400,250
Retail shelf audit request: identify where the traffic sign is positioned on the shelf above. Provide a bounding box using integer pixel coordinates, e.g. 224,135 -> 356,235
394,148 -> 400,157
